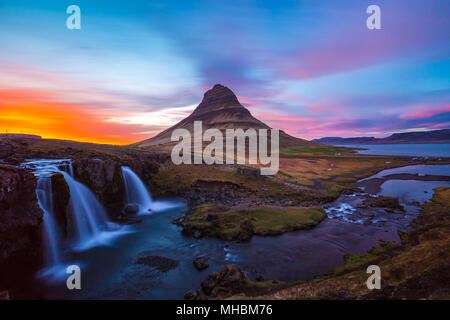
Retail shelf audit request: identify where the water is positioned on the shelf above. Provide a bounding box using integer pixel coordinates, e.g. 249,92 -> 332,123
121,166 -> 153,214
60,171 -> 123,250
36,177 -> 61,268
335,143 -> 450,157
21,159 -> 128,281
121,166 -> 181,214
35,203 -> 399,299
379,180 -> 450,204
360,164 -> 450,181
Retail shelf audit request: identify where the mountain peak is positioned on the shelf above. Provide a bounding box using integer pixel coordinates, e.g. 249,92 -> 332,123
134,84 -> 316,149
196,84 -> 241,112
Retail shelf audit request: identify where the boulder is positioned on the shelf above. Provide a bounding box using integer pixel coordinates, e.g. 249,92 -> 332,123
201,272 -> 220,295
122,203 -> 139,215
200,264 -> 246,296
219,264 -> 246,288
193,257 -> 209,271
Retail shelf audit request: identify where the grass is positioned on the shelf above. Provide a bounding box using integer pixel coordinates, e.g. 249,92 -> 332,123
181,204 -> 326,241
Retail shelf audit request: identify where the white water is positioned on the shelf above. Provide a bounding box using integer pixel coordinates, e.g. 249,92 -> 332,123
60,171 -> 114,250
121,166 -> 153,214
120,166 -> 183,214
36,177 -> 61,267
21,159 -> 128,281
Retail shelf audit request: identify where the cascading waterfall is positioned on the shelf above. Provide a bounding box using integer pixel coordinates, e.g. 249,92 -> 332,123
60,171 -> 110,249
121,166 -> 153,213
36,177 -> 61,268
21,159 -> 126,280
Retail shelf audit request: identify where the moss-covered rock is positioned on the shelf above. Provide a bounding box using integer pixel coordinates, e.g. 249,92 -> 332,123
181,204 -> 326,241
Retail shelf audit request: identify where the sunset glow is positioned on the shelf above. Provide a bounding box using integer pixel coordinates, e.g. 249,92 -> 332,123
0,0 -> 448,144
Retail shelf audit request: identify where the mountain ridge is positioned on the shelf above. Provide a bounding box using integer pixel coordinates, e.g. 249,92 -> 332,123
313,129 -> 450,144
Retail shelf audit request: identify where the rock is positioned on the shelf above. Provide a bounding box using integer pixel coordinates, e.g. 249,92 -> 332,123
361,196 -> 405,212
200,264 -> 247,297
50,172 -> 70,234
184,289 -> 200,300
0,164 -> 43,261
201,272 -> 220,295
193,257 -> 209,271
122,203 -> 139,215
134,254 -> 179,273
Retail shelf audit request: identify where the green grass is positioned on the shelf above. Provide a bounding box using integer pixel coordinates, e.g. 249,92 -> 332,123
182,204 -> 327,240
281,146 -> 364,155
234,207 -> 326,235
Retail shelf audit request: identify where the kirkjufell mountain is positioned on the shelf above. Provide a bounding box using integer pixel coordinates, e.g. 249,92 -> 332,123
134,84 -> 316,149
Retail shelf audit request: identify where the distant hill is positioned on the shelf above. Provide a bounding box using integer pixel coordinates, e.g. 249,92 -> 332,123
313,129 -> 450,145
133,84 -> 317,150
0,133 -> 42,140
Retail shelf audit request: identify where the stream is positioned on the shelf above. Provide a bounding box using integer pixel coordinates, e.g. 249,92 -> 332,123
21,160 -> 450,299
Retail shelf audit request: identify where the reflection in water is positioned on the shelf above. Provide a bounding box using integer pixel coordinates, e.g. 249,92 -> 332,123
380,180 -> 450,204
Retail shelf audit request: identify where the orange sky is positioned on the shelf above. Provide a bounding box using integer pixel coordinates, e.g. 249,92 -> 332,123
0,89 -> 151,145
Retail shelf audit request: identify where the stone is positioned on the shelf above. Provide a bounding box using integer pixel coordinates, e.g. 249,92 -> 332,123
193,257 -> 209,271
201,272 -> 220,295
134,254 -> 179,273
122,203 -> 139,215
184,289 -> 200,300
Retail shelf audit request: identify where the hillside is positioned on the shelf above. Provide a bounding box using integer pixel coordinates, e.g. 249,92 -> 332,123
313,129 -> 450,145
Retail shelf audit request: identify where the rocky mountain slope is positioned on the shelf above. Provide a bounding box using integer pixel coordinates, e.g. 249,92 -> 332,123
133,84 -> 317,150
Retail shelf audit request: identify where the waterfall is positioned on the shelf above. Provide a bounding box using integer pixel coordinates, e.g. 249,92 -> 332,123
121,166 -> 153,213
36,177 -> 61,267
21,159 -> 127,280
60,171 -> 110,249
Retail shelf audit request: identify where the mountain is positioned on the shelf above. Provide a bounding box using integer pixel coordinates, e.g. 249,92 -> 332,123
313,129 -> 450,145
134,84 -> 316,150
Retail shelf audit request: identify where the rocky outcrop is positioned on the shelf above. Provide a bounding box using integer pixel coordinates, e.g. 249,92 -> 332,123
192,264 -> 288,299
51,173 -> 70,234
71,156 -> 164,219
0,164 -> 43,261
201,264 -> 246,297
72,158 -> 125,218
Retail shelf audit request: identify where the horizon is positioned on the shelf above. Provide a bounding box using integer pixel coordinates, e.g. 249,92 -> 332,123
1,0 -> 449,145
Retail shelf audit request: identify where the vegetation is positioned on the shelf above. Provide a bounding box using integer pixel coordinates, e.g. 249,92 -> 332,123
181,204 -> 326,241
252,187 -> 450,300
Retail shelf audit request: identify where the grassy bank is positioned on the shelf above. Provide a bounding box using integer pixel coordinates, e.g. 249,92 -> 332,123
181,204 -> 327,241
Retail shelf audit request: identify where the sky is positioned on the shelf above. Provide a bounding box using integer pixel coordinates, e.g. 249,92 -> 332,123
0,0 -> 449,144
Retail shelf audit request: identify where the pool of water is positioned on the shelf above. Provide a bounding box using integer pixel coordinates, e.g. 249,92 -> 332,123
33,200 -> 401,300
